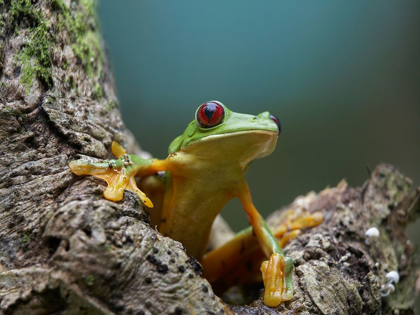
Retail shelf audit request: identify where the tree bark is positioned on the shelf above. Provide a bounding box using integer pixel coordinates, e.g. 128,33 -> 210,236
0,1 -> 418,314
230,170 -> 419,315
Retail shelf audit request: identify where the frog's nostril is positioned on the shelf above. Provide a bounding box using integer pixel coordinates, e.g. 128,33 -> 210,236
270,114 -> 281,135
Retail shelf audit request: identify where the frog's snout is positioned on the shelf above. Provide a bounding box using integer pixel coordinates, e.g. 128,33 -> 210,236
254,111 -> 281,135
257,111 -> 272,119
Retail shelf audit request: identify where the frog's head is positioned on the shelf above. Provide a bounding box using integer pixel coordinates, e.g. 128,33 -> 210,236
169,101 -> 281,166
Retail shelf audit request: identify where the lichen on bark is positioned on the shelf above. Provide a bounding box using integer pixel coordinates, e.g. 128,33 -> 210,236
0,0 -> 418,314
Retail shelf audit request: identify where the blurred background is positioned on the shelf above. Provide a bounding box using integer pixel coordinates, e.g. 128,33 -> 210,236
98,0 -> 419,308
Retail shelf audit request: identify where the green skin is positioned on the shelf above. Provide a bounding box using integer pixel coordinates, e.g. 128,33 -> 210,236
70,101 -> 294,301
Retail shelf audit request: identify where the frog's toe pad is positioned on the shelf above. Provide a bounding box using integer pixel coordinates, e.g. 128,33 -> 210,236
69,160 -> 92,176
127,177 -> 154,208
111,141 -> 127,158
134,188 -> 154,208
104,185 -> 124,201
260,253 -> 292,307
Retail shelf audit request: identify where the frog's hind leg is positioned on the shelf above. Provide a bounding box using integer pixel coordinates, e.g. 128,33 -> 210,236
206,229 -> 303,292
202,183 -> 323,307
202,210 -> 322,283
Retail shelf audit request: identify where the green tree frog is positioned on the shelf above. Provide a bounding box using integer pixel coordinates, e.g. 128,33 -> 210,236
69,101 -> 322,307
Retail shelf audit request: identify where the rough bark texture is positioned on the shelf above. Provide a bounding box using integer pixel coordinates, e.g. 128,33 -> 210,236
230,171 -> 419,315
0,1 -> 418,314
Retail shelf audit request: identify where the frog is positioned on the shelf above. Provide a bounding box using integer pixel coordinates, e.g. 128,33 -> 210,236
69,101 -> 323,307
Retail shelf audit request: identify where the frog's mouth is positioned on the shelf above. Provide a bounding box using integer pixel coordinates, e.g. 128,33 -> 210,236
198,129 -> 278,142
202,129 -> 278,140
184,130 -> 279,165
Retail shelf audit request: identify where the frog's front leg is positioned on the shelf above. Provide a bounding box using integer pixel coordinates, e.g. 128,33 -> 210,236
69,156 -> 154,206
69,142 -> 169,207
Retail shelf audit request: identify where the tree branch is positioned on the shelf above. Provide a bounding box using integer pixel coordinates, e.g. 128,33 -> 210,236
0,1 -> 418,314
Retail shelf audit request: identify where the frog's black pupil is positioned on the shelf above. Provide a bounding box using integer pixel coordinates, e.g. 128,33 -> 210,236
204,104 -> 216,120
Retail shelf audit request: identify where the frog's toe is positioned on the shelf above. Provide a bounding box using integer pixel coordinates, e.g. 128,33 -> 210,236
127,177 -> 154,208
139,193 -> 154,208
260,253 -> 293,307
290,211 -> 323,230
103,172 -> 130,201
69,160 -> 93,176
279,230 -> 301,247
111,141 -> 127,158
104,183 -> 126,201
69,159 -> 113,177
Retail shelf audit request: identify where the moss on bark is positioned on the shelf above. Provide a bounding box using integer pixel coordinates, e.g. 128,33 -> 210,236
1,0 -> 102,95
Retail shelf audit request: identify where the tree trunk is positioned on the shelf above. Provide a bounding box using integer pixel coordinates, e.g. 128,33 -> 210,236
0,1 -> 418,314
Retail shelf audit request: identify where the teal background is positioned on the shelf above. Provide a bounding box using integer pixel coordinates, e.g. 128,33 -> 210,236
98,1 -> 419,309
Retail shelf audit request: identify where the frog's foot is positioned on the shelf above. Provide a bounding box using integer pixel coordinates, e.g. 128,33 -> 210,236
69,158 -> 153,207
260,254 -> 294,307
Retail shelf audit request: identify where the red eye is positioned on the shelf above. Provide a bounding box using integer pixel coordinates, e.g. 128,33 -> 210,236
270,114 -> 282,135
196,101 -> 225,128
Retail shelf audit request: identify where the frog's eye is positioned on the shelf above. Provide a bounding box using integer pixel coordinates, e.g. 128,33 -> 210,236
196,101 -> 225,128
270,114 -> 282,135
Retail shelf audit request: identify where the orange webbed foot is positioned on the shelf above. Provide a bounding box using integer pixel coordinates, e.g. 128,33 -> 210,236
69,142 -> 154,207
260,253 -> 294,307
